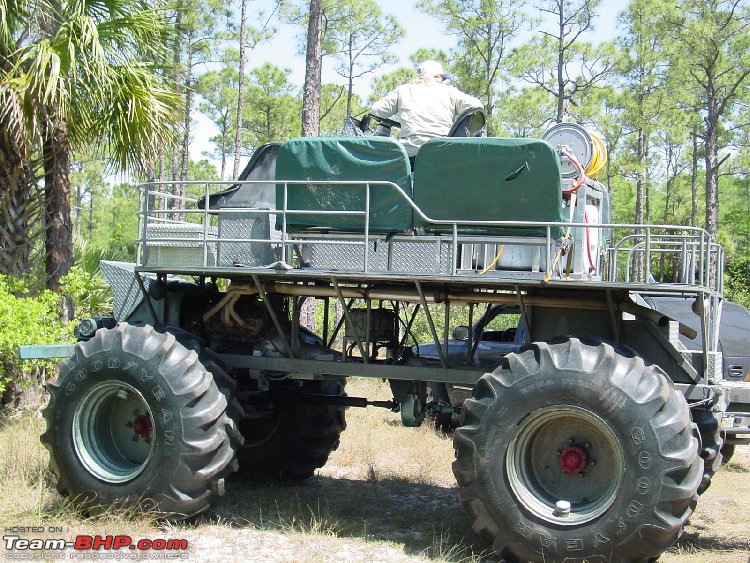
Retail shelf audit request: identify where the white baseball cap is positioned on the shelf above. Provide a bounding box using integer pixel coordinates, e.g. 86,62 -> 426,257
418,60 -> 446,77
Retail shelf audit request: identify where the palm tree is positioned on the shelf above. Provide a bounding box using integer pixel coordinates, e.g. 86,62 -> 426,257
0,0 -> 179,290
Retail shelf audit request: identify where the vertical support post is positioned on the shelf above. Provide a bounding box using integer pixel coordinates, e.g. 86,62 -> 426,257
465,303 -> 474,364
443,299 -> 450,357
452,224 -> 458,276
135,272 -> 159,325
605,289 -> 619,343
332,278 -> 368,363
322,296 -> 330,346
515,287 -> 531,344
203,182 -> 210,267
292,296 -> 300,357
141,185 -> 150,266
365,298 -> 372,360
282,182 -> 288,264
251,274 -> 294,358
644,228 -> 651,283
415,280 -> 446,368
364,183 -> 370,273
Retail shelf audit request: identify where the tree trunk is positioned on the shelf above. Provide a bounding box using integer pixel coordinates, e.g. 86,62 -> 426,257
179,35 -> 194,186
633,126 -> 647,282
0,169 -> 35,276
233,0 -> 248,179
555,3 -> 565,123
690,126 -> 699,227
0,119 -> 36,275
299,0 -> 323,330
704,116 -> 719,239
171,6 -> 183,182
301,0 -> 322,137
43,117 -> 72,294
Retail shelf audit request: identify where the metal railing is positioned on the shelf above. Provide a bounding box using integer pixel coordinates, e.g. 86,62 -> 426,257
136,180 -> 722,294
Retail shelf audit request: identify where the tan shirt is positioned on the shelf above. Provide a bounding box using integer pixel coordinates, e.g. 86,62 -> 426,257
371,80 -> 483,156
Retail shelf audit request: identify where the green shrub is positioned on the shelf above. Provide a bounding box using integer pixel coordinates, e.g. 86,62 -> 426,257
0,276 -> 71,396
61,266 -> 112,320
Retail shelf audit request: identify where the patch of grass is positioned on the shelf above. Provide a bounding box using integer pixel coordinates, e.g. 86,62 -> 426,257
0,407 -> 159,538
3,380 -> 749,562
722,459 -> 750,473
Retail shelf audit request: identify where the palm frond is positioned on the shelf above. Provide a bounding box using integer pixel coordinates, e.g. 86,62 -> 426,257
0,0 -> 31,52
89,63 -> 180,173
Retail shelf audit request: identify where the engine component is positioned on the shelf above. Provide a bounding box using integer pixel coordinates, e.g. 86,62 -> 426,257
345,308 -> 398,343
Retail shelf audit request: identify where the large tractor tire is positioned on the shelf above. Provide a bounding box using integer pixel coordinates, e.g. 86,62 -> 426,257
692,408 -> 723,494
41,324 -> 239,518
453,338 -> 702,562
236,378 -> 346,481
720,443 -> 736,465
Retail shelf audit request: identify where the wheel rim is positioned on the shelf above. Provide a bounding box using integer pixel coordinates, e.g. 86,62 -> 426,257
506,405 -> 624,526
73,382 -> 155,483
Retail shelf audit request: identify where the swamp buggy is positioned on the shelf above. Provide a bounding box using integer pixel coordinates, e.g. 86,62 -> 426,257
23,121 -> 750,561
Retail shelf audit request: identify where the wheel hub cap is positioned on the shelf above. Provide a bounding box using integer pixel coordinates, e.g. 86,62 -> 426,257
132,414 -> 152,439
559,445 -> 588,474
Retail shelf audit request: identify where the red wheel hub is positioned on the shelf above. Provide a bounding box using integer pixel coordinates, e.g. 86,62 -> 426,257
559,445 -> 589,474
132,414 -> 152,438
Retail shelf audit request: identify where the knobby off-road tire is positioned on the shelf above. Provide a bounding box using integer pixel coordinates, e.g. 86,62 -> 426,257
692,408 -> 723,494
236,379 -> 347,481
41,324 -> 239,518
151,324 -> 245,464
453,338 -> 703,562
720,443 -> 736,465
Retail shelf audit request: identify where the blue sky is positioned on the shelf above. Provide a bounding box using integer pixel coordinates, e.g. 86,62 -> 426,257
192,0 -> 630,165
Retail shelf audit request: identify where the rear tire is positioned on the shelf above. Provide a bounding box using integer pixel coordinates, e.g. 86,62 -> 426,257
693,408 -> 723,493
41,324 -> 238,518
236,378 -> 346,481
453,338 -> 702,562
721,443 -> 736,465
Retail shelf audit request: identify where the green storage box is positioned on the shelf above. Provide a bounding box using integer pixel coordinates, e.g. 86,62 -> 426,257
413,138 -> 565,237
275,137 -> 413,233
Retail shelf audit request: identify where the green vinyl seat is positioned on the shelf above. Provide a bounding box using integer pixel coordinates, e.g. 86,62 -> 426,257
412,138 -> 565,238
275,136 -> 413,233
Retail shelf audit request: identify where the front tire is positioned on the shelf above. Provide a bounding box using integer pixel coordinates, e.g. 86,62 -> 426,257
453,338 -> 702,562
41,324 -> 238,518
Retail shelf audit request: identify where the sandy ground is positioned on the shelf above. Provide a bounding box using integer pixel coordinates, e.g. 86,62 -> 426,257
175,446 -> 750,562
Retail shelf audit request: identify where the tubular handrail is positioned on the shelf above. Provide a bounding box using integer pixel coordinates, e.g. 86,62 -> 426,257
135,180 -> 722,293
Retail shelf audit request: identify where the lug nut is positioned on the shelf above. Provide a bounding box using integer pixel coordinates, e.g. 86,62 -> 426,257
579,472 -> 585,478
556,450 -> 562,456
584,442 -> 591,449
116,389 -> 128,400
590,459 -> 597,466
126,421 -> 133,428
568,438 -> 575,444
132,436 -> 139,442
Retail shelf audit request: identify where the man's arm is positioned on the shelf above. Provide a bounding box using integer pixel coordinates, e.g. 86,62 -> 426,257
371,88 -> 400,119
450,87 -> 483,117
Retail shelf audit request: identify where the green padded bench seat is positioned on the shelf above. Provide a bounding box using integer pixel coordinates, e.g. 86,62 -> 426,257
275,137 -> 413,233
413,138 -> 565,238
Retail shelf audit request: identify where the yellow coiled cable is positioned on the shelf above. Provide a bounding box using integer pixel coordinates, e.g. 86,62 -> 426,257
586,130 -> 608,178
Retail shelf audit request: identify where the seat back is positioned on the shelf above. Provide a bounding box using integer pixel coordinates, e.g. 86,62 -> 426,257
275,137 -> 413,233
412,137 -> 565,237
448,109 -> 487,137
